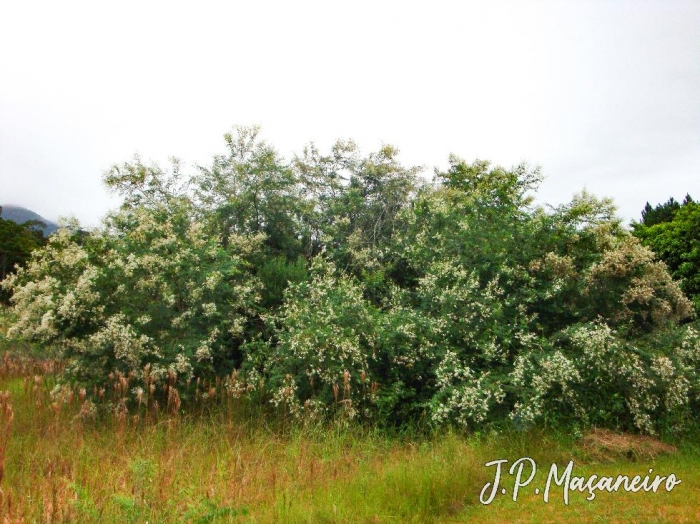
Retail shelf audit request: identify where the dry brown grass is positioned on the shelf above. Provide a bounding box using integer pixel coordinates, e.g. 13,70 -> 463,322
578,427 -> 678,462
0,391 -> 12,488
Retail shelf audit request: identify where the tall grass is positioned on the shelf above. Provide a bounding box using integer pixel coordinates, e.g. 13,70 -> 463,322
0,342 -> 697,522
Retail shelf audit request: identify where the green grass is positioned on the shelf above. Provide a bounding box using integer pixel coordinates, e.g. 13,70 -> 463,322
0,351 -> 697,523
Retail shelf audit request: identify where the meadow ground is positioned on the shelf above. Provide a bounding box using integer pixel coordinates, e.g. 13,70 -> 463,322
0,349 -> 697,523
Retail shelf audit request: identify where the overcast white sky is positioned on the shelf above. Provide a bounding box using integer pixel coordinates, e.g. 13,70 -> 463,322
1,0 -> 699,227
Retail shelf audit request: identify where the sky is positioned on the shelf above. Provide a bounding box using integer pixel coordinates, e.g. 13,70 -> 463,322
1,0 -> 699,228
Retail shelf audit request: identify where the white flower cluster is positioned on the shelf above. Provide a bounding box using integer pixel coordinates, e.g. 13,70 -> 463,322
509,351 -> 580,426
431,350 -> 504,428
264,258 -> 377,417
562,322 -> 697,433
4,203 -> 262,394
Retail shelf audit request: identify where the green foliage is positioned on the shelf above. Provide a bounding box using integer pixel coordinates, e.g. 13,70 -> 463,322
3,127 -> 698,435
633,199 -> 700,313
258,257 -> 380,422
0,207 -> 47,302
292,140 -> 421,285
194,125 -> 303,259
257,255 -> 309,309
382,162 -> 695,432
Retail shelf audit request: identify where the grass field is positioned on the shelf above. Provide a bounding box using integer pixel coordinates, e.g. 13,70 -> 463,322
0,349 -> 697,523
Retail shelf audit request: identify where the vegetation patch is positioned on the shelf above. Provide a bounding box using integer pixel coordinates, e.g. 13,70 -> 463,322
578,428 -> 678,463
1,127 -> 700,520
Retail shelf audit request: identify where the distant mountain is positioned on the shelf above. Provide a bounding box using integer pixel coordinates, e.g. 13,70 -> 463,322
0,205 -> 59,236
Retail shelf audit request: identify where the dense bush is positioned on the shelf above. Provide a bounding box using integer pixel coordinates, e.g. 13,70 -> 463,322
3,127 -> 699,434
4,201 -> 261,391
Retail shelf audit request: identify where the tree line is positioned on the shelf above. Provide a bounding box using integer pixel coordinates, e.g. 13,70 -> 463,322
0,207 -> 47,300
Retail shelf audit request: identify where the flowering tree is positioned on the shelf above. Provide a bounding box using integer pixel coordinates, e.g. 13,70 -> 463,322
4,160 -> 262,396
